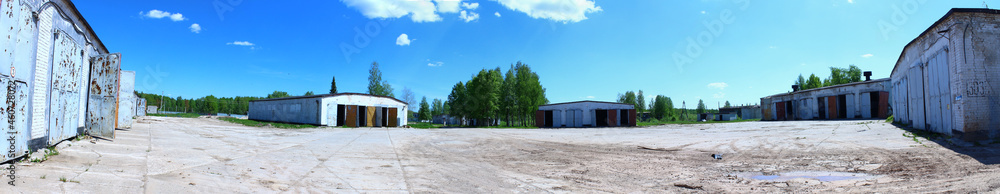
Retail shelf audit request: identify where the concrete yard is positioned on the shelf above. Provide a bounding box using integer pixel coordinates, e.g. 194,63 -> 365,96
3,116 -> 1000,193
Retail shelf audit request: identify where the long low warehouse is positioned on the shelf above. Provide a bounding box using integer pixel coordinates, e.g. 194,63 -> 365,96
761,77 -> 891,121
536,101 -> 636,128
248,93 -> 408,127
891,8 -> 1000,141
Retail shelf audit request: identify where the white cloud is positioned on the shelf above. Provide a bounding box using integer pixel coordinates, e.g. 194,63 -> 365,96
861,54 -> 874,58
189,23 -> 201,33
396,33 -> 412,46
847,0 -> 854,3
434,0 -> 462,13
461,2 -> 479,10
586,96 -> 595,99
460,10 -> 479,22
427,61 -> 443,67
707,82 -> 729,90
142,9 -> 186,21
495,0 -> 602,23
700,11 -> 706,14
227,41 -> 254,46
342,0 -> 442,22
495,12 -> 502,17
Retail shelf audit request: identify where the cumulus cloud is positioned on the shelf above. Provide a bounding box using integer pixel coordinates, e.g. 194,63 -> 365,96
227,41 -> 254,46
142,9 -> 186,21
434,0 -> 462,13
396,33 -> 412,46
847,0 -> 854,3
427,61 -> 443,67
189,23 -> 201,33
861,54 -> 874,58
495,12 -> 501,17
494,0 -> 602,23
707,82 -> 729,90
342,0 -> 442,22
461,2 -> 479,10
460,10 -> 479,22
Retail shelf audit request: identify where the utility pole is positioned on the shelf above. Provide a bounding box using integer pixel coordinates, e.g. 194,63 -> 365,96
160,91 -> 164,112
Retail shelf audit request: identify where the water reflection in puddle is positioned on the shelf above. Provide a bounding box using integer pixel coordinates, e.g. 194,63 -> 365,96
743,171 -> 877,182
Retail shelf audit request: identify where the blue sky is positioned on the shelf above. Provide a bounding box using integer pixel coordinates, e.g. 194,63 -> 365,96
75,0 -> 996,108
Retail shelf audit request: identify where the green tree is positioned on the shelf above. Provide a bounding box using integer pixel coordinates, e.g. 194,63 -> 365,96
847,65 -> 863,83
431,99 -> 443,116
367,62 -> 394,97
724,101 -> 731,108
795,74 -> 806,88
499,65 -> 517,126
330,76 -> 338,94
650,95 -> 675,121
205,95 -> 220,115
304,91 -> 315,96
636,90 -> 646,117
696,100 -> 706,114
805,74 -> 823,90
418,97 -> 431,121
266,91 -> 290,99
447,82 -> 467,124
513,62 -> 547,127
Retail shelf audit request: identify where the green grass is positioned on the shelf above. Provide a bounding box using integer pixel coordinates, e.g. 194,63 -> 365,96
217,117 -> 317,129
886,115 -> 894,123
408,122 -> 444,129
148,113 -> 201,118
637,119 -> 760,127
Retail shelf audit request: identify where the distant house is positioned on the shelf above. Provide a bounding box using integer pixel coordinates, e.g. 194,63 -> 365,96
718,105 -> 762,120
536,101 -> 636,128
761,78 -> 891,121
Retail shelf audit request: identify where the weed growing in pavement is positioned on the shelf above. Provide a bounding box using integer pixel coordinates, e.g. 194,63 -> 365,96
885,115 -> 894,123
39,175 -> 45,179
59,177 -> 66,182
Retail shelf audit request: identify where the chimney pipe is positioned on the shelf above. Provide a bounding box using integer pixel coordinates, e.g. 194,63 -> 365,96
792,85 -> 800,92
863,71 -> 872,81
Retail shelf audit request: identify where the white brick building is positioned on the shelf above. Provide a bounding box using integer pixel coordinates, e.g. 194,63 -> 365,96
890,8 -> 1000,141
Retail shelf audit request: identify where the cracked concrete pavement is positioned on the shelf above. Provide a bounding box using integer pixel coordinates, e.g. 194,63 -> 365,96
1,116 -> 998,193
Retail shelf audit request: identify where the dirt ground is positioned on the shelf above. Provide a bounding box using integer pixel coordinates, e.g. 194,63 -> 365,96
2,117 -> 999,193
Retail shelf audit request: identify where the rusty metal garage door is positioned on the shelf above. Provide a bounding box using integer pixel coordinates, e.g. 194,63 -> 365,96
86,53 -> 120,139
346,105 -> 357,127
388,108 -> 398,127
608,109 -> 617,127
48,29 -> 84,143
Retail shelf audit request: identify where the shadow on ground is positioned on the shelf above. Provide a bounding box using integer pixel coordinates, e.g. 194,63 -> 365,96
893,123 -> 1000,165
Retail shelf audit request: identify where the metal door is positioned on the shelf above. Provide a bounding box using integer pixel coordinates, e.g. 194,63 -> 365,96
776,102 -> 786,120
908,64 -> 925,129
86,53 -> 121,139
387,108 -> 398,127
47,29 -> 84,143
827,96 -> 838,119
575,110 -> 583,127
116,71 -> 135,129
365,106 -> 376,127
535,110 -> 544,127
608,109 -> 617,127
861,93 -> 872,118
566,110 -> 575,127
345,105 -> 357,127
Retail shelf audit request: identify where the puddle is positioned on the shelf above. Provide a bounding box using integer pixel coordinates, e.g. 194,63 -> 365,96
740,171 -> 877,182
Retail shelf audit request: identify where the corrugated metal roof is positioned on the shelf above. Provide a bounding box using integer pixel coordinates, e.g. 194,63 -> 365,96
250,92 -> 408,105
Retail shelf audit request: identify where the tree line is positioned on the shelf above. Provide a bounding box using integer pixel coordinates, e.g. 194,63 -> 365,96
617,91 -> 726,122
433,62 -> 547,126
794,65 -> 864,91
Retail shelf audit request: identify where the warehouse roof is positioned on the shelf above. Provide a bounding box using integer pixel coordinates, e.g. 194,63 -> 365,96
763,78 -> 890,99
891,8 -> 1000,76
250,93 -> 407,104
539,100 -> 634,108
